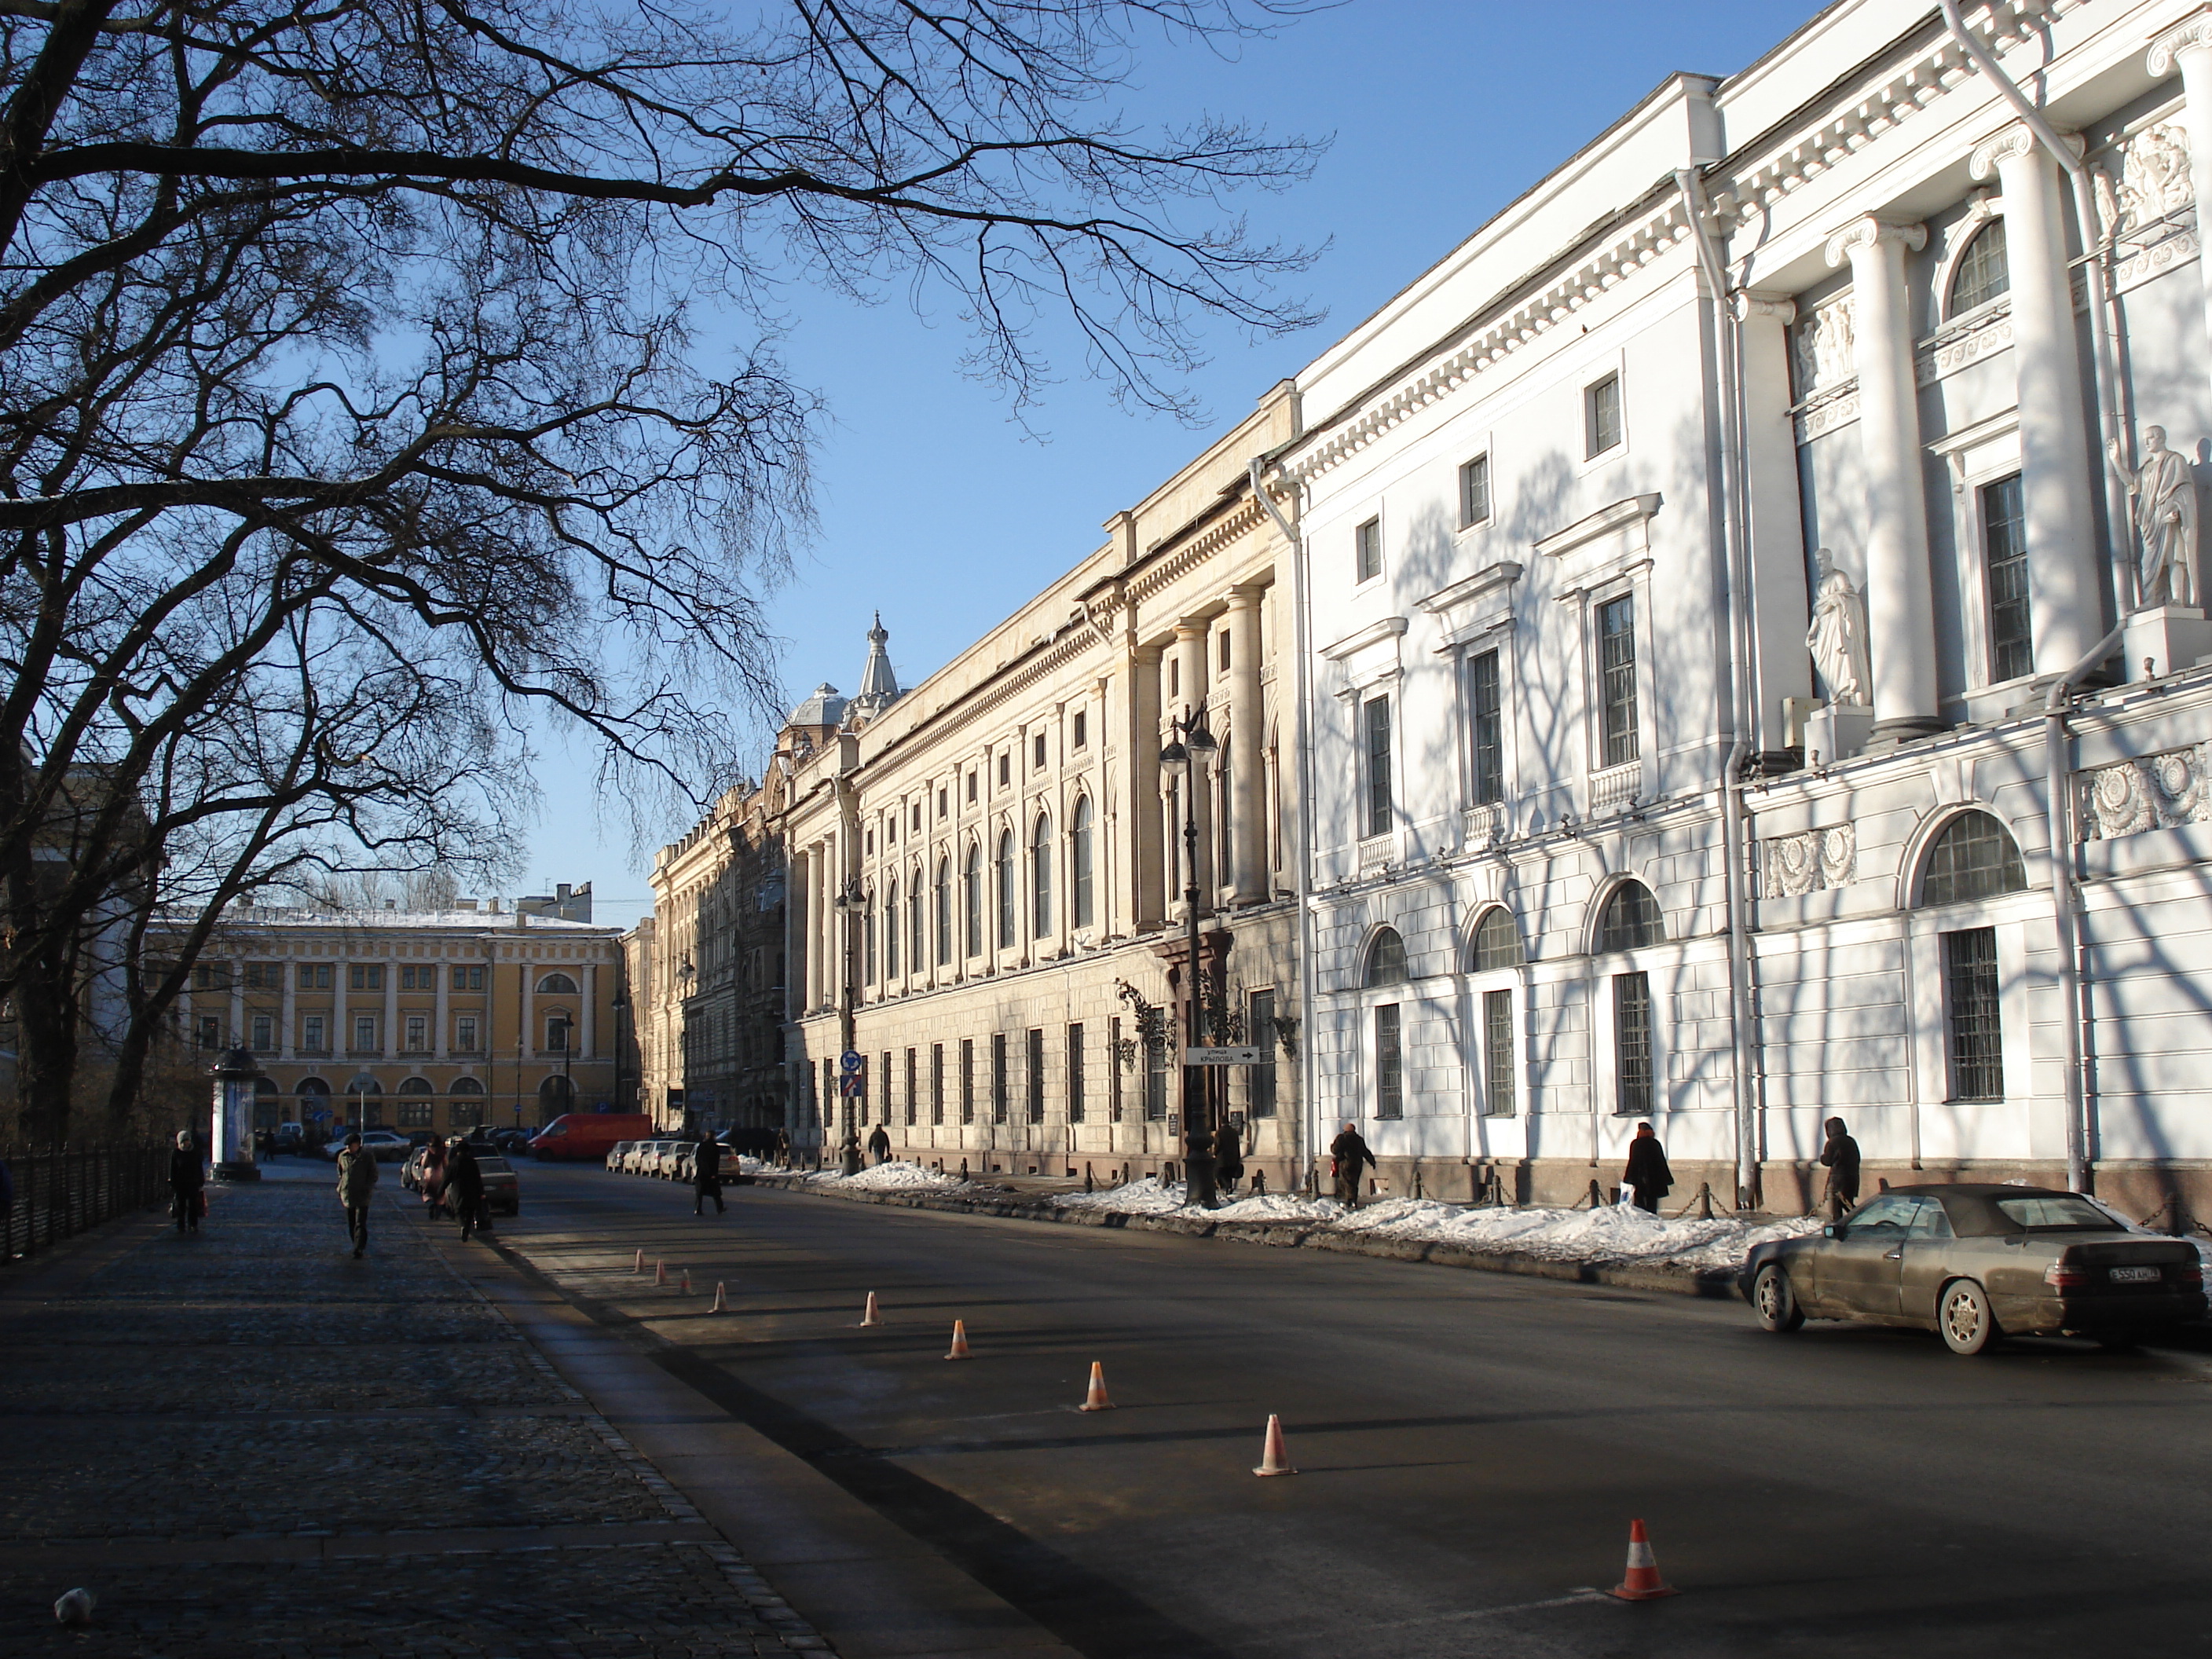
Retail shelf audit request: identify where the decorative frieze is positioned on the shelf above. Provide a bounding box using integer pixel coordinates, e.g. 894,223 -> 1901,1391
1760,826 -> 1856,898
2078,744 -> 2212,840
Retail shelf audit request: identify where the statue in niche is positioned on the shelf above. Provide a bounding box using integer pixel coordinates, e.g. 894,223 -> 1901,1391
2108,426 -> 2200,608
1806,548 -> 1872,706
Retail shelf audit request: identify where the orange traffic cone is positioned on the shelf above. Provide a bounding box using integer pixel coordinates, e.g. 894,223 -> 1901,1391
860,1291 -> 881,1327
1609,1518 -> 1678,1601
945,1319 -> 971,1360
711,1281 -> 728,1313
632,1249 -> 644,1273
1253,1415 -> 1297,1477
1079,1361 -> 1114,1412
654,1258 -> 667,1287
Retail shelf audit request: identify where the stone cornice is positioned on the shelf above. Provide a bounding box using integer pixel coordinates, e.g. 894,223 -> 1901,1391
2148,5 -> 2212,75
1534,493 -> 1662,559
1417,560 -> 1524,614
1318,615 -> 1408,663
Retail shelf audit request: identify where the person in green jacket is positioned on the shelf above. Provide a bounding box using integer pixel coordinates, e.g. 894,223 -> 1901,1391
335,1133 -> 378,1258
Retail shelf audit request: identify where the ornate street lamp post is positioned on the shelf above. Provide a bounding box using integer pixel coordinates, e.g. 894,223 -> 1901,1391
1159,706 -> 1220,1208
832,877 -> 866,1176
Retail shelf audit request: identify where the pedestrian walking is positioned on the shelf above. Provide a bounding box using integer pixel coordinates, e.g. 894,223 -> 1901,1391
444,1138 -> 485,1241
419,1137 -> 448,1215
335,1133 -> 377,1257
1213,1119 -> 1244,1195
169,1130 -> 205,1235
773,1127 -> 791,1169
693,1133 -> 725,1216
1329,1122 -> 1375,1208
866,1124 -> 891,1165
1623,1122 -> 1672,1214
1819,1116 -> 1862,1220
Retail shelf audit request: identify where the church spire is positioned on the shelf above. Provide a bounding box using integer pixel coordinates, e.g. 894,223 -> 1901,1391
854,611 -> 900,711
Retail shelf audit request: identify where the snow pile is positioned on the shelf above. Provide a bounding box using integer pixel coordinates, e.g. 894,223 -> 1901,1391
792,1159 -> 972,1194
1050,1178 -> 1819,1273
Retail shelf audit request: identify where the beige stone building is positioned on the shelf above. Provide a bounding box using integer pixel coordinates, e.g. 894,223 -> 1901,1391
781,390 -> 1306,1185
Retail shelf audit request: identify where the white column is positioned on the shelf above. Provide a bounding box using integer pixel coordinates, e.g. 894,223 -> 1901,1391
1730,293 -> 1813,749
1175,620 -> 1214,898
581,959 -> 596,1057
434,953 -> 449,1060
1225,587 -> 1267,903
280,960 -> 296,1060
2151,9 -> 2212,402
382,955 -> 397,1059
1826,215 -> 1941,738
1128,643 -> 1164,931
1972,124 -> 2102,673
335,958 -> 349,1057
228,959 -> 244,1049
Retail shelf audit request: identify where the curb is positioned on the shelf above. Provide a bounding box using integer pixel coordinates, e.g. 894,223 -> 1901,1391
742,1173 -> 1739,1300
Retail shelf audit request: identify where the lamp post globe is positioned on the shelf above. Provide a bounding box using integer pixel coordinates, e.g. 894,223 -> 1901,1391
210,1046 -> 263,1181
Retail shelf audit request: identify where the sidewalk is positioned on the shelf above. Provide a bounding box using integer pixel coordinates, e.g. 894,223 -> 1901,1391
0,1170 -> 828,1657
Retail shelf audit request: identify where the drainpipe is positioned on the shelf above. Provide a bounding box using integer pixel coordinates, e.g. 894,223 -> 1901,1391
1677,167 -> 1764,1211
1938,0 -> 2131,615
2046,620 -> 2125,1193
1251,456 -> 1320,1194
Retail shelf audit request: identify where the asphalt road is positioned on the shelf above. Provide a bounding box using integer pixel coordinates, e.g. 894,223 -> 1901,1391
499,1163 -> 2212,1658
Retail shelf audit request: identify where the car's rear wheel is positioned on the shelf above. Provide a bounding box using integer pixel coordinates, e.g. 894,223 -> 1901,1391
1939,1280 -> 1999,1356
1752,1263 -> 1805,1332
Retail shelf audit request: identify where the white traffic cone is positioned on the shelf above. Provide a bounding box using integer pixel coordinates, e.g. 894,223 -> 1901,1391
654,1258 -> 667,1287
711,1281 -> 728,1313
632,1248 -> 643,1273
860,1291 -> 881,1327
1253,1414 -> 1297,1477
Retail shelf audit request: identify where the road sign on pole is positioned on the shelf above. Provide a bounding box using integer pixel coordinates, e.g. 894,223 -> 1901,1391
1182,1046 -> 1263,1067
840,1050 -> 865,1074
839,1074 -> 865,1097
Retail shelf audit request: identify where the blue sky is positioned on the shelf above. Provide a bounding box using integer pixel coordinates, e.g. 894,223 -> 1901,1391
526,1 -> 1829,929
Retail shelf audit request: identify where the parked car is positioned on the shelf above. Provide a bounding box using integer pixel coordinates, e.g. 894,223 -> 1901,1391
474,1155 -> 521,1217
324,1129 -> 412,1163
492,1128 -> 535,1155
669,1141 -> 700,1181
606,1140 -> 637,1172
272,1122 -> 306,1155
1742,1185 -> 2207,1354
637,1139 -> 675,1177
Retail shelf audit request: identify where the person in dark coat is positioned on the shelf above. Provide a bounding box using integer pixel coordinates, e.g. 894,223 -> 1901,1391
1329,1122 -> 1375,1208
1623,1122 -> 1672,1213
335,1133 -> 377,1256
1819,1117 -> 1862,1220
1212,1120 -> 1244,1194
773,1127 -> 791,1169
444,1138 -> 485,1241
692,1133 -> 724,1216
866,1125 -> 891,1165
169,1130 -> 205,1234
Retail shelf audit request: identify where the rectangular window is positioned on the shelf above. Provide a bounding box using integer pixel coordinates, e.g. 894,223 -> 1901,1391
1073,710 -> 1087,749
349,964 -> 384,991
881,1051 -> 892,1125
397,1101 -> 433,1129
301,1014 -> 326,1053
998,753 -> 1010,789
1108,1016 -> 1124,1122
966,771 -> 976,803
1944,927 -> 2005,1101
906,1048 -> 918,1128
192,962 -> 232,991
405,1014 -> 428,1052
1033,732 -> 1046,770
1218,630 -> 1231,673
251,1013 -> 273,1051
1355,516 -> 1382,583
545,1016 -> 569,1052
455,1016 -> 478,1052
1459,453 -> 1491,527
932,1043 -> 947,1126
1598,595 -> 1639,769
1483,988 -> 1514,1116
1363,695 -> 1393,837
1982,474 -> 2032,683
1586,372 -> 1623,458
1027,1027 -> 1045,1123
1613,971 -> 1653,1115
960,1039 -> 975,1124
1068,1024 -> 1086,1124
196,1015 -> 221,1049
991,1033 -> 1009,1124
244,961 -> 280,989
938,788 -> 948,819
451,965 -> 484,991
449,1101 -> 483,1129
1247,990 -> 1277,1119
1374,1003 -> 1403,1120
1144,1024 -> 1170,1120
1467,648 -> 1503,804
298,963 -> 331,990
353,1015 -> 377,1052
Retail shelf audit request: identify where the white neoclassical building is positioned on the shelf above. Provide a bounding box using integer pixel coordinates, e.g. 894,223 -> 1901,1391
1269,0 -> 2212,1212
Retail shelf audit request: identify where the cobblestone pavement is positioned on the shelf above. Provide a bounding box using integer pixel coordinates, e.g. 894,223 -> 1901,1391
0,1174 -> 830,1657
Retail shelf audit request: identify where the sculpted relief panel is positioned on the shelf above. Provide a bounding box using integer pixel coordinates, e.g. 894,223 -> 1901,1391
2078,745 -> 2212,840
1761,826 -> 1858,899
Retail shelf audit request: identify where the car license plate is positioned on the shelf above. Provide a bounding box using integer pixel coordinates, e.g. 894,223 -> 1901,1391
2109,1265 -> 2162,1284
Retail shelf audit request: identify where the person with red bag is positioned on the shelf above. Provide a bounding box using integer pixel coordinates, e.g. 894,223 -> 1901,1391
168,1130 -> 205,1236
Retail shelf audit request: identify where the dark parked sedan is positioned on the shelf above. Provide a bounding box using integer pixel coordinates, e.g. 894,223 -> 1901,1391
1741,1185 -> 2205,1354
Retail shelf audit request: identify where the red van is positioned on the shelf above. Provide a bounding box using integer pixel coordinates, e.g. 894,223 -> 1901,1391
528,1112 -> 654,1162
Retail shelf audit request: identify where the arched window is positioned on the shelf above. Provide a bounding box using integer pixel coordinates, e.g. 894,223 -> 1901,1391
997,829 -> 1016,949
536,972 -> 579,994
1598,881 -> 1664,952
1467,906 -> 1524,972
884,881 -> 900,978
1365,926 -> 1408,987
910,866 -> 925,970
1920,810 -> 2026,906
1031,813 -> 1053,936
963,844 -> 983,958
1071,797 -> 1095,930
1949,219 -> 2009,315
936,857 -> 953,965
449,1077 -> 485,1096
449,1075 -> 485,1128
397,1076 -> 434,1095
